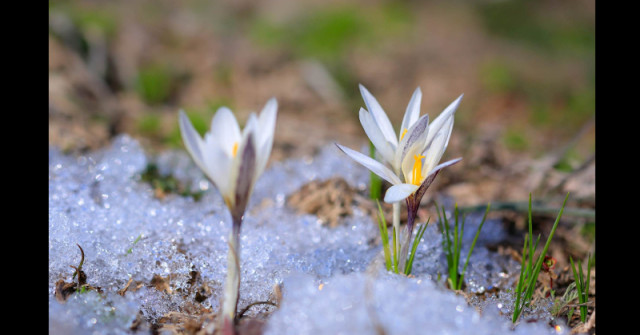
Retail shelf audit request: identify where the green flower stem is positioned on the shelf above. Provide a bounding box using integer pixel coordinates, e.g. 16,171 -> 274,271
376,200 -> 392,271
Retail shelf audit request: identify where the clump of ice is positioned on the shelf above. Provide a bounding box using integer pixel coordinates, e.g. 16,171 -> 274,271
265,271 -> 568,335
49,135 -> 560,334
48,291 -> 141,335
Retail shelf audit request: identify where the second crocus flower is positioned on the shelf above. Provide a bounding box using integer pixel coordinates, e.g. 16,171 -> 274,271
179,98 -> 277,329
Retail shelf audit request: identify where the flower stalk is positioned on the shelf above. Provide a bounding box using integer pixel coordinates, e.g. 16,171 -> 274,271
222,216 -> 242,322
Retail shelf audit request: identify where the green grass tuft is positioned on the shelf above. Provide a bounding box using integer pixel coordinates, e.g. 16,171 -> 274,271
140,163 -> 204,201
512,193 -> 569,323
569,253 -> 593,323
438,203 -> 490,290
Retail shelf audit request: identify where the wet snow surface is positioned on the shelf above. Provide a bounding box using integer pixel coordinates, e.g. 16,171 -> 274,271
49,135 -> 567,334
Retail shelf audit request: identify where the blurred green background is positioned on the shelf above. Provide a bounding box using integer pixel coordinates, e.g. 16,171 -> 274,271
49,0 -> 595,205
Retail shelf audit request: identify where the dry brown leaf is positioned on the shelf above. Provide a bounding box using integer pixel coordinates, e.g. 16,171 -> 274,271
571,309 -> 595,334
151,274 -> 173,294
287,177 -> 355,228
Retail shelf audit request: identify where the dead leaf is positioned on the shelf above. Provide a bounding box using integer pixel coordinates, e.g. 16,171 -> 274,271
151,274 -> 173,294
287,177 -> 355,227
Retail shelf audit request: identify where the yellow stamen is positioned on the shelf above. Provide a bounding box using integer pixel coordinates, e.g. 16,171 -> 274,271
400,128 -> 408,141
232,142 -> 239,157
411,154 -> 425,185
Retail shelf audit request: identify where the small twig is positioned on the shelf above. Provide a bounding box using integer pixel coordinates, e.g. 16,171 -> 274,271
118,277 -> 134,296
236,301 -> 277,320
71,244 -> 85,280
571,309 -> 595,334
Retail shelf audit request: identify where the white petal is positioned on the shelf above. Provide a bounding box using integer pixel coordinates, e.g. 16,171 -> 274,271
242,113 -> 259,138
425,158 -> 462,179
256,98 -> 277,178
179,110 -> 206,172
395,114 -> 429,171
359,108 -> 396,167
210,107 -> 242,157
422,116 -> 454,176
384,183 -> 419,203
258,98 -> 277,149
400,87 -> 422,138
335,143 -> 402,185
359,84 -> 398,147
426,94 -> 462,146
201,136 -> 232,198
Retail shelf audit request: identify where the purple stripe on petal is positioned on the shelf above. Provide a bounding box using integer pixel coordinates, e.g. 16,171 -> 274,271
233,134 -> 257,222
399,114 -> 429,163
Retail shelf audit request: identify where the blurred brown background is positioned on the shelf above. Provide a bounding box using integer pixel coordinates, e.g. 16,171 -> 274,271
49,0 -> 595,209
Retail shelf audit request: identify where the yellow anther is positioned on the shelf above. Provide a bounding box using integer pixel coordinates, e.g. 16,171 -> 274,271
411,154 -> 425,185
232,142 -> 239,157
400,128 -> 408,141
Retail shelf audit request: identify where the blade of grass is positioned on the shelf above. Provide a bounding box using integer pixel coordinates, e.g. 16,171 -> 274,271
528,194 -> 534,279
405,218 -> 430,275
577,259 -> 586,321
455,206 -> 465,288
451,205 -> 460,285
584,254 -> 592,321
376,200 -> 392,271
392,226 -> 398,273
569,256 -> 583,322
512,232 -> 529,323
369,142 -> 382,200
520,193 -> 569,316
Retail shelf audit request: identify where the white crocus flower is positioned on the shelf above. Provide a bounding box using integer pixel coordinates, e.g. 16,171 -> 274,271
336,85 -> 462,272
337,84 -> 463,204
179,99 -> 277,214
178,98 -> 277,328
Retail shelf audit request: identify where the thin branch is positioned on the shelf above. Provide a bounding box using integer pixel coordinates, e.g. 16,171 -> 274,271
236,301 -> 277,320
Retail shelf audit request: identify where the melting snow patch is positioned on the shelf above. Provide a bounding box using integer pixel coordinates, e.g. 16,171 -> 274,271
49,135 -> 562,334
